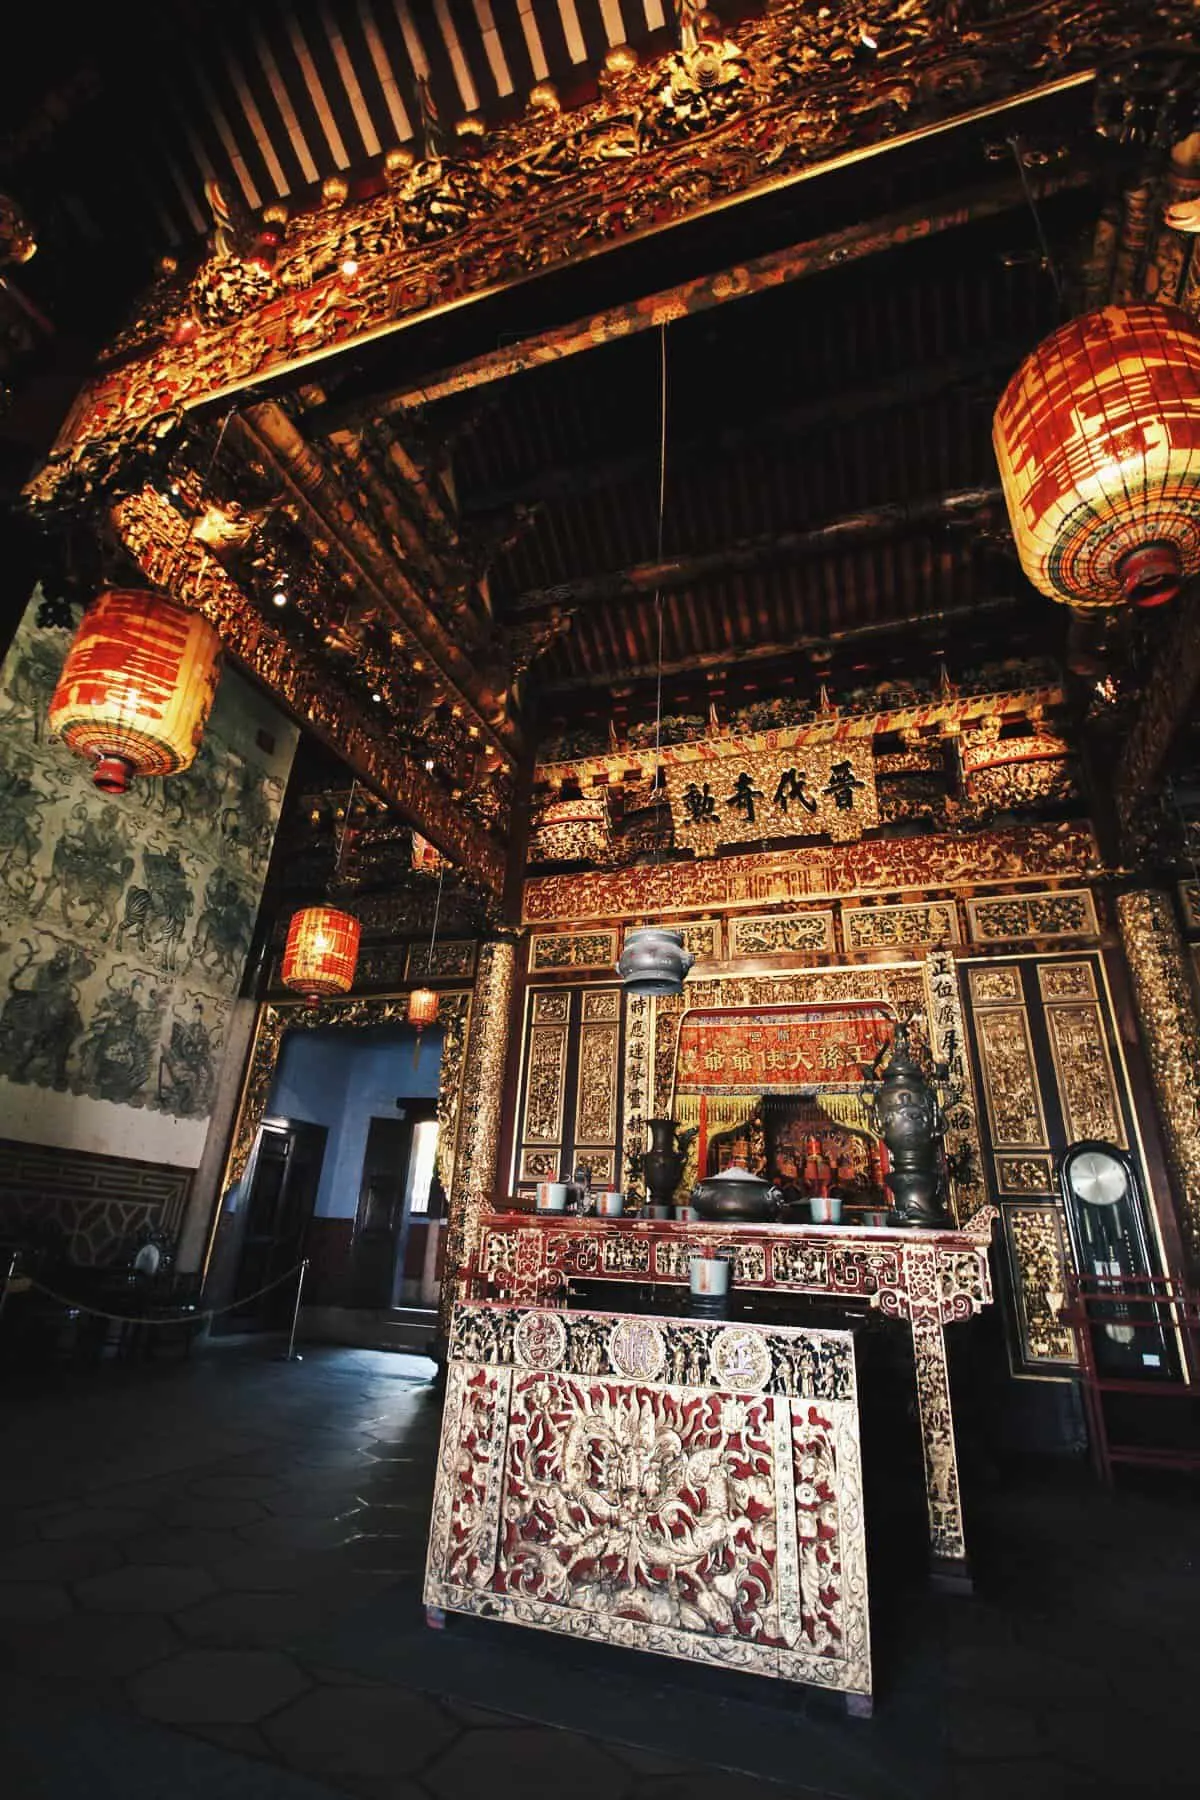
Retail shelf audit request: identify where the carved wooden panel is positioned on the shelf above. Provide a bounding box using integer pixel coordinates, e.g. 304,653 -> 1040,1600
575,1023 -> 619,1146
968,965 -> 1022,1004
842,900 -> 959,950
1037,960 -> 1096,1001
995,1154 -> 1055,1195
1044,1002 -> 1127,1148
727,911 -> 835,956
1005,1203 -> 1078,1367
531,990 -> 570,1024
529,931 -> 619,973
967,889 -> 1099,943
518,1147 -> 561,1184
522,1026 -> 568,1145
975,1008 -> 1047,1149
0,1140 -> 192,1266
582,989 -> 620,1023
406,940 -> 477,980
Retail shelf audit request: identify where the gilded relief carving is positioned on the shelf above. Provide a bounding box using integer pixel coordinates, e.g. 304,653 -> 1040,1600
519,1147 -> 560,1184
1118,891 -> 1200,1255
975,1008 -> 1046,1149
582,989 -> 620,1023
967,889 -> 1099,943
575,1022 -> 619,1146
968,966 -> 1022,1004
843,901 -> 959,950
996,1155 -> 1054,1195
574,1148 -> 615,1185
530,930 -> 619,972
442,938 -> 515,1333
532,990 -> 570,1024
523,1026 -> 568,1145
666,741 -> 877,850
1007,1204 -> 1078,1365
1037,961 -> 1096,1001
728,912 -> 835,956
925,947 -> 987,1225
1045,1003 -> 1126,1148
406,940 -> 477,981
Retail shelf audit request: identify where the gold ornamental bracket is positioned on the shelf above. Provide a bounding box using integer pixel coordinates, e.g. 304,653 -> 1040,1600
112,485 -> 506,892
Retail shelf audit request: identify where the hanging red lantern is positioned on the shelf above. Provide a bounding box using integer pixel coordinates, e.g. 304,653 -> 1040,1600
48,588 -> 222,793
282,906 -> 360,1003
407,987 -> 439,1030
994,303 -> 1200,611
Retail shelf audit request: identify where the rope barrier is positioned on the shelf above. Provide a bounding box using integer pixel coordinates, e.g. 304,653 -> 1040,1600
9,1260 -> 307,1329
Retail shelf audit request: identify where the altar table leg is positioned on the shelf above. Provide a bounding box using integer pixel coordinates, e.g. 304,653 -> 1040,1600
909,1307 -> 973,1593
845,1692 -> 874,1720
425,1604 -> 446,1630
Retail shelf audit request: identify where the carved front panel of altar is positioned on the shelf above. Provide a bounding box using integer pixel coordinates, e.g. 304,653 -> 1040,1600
426,1302 -> 871,1699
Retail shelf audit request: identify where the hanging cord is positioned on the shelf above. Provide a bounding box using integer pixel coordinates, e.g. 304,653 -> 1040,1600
1008,137 -> 1066,312
652,322 -> 669,845
427,863 -> 445,963
332,778 -> 357,885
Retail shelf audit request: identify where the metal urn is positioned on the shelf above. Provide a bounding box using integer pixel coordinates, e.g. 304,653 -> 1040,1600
639,1118 -> 696,1213
872,1022 -> 951,1228
618,926 -> 695,996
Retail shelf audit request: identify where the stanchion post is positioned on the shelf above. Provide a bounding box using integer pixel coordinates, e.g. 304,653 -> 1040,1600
278,1259 -> 308,1363
0,1249 -> 17,1327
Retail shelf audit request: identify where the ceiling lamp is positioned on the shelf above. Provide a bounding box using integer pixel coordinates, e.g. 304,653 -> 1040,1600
994,303 -> 1200,612
407,987 -> 439,1030
282,906 -> 360,1005
48,588 -> 222,792
617,926 -> 695,996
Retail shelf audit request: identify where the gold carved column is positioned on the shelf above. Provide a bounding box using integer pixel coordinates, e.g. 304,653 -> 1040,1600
440,936 -> 518,1336
1116,890 -> 1200,1256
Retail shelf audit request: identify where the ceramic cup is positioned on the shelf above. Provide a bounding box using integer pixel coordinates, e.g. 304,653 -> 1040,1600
689,1252 -> 731,1297
809,1194 -> 844,1224
535,1182 -> 569,1213
595,1190 -> 624,1217
862,1209 -> 889,1228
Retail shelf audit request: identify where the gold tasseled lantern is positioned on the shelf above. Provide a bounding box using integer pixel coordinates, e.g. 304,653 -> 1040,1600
48,588 -> 222,792
994,303 -> 1200,611
407,987 -> 439,1030
282,907 -> 360,1003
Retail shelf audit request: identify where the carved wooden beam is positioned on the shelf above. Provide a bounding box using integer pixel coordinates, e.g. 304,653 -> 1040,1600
510,486 -> 1005,617
536,595 -> 1025,695
112,486 -> 506,892
318,173 -> 1091,423
1114,582 -> 1200,850
233,403 -> 521,764
459,344 -> 1031,518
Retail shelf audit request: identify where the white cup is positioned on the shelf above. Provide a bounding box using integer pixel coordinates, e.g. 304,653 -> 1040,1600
689,1253 -> 731,1297
595,1190 -> 624,1217
810,1194 -> 843,1224
536,1182 -> 569,1213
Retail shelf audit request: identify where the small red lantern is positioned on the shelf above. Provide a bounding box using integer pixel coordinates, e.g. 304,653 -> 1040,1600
282,906 -> 360,1003
994,303 -> 1200,611
407,987 -> 439,1030
48,588 -> 222,792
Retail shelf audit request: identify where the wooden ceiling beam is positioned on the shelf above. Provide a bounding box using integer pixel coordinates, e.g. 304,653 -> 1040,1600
304,167 -> 1091,430
233,403 -> 522,764
510,486 -> 1005,617
536,595 -> 1025,696
460,342 -> 1029,518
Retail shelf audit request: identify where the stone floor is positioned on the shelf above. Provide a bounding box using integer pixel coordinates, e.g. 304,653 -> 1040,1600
0,1336 -> 1197,1799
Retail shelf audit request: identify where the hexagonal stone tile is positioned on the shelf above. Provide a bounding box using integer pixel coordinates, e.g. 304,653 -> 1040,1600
41,1508 -> 149,1541
0,1612 -> 181,1682
0,1538 -> 123,1585
188,1474 -> 283,1501
0,1583 -> 72,1622
425,1727 -> 628,1800
76,1564 -> 216,1614
128,1648 -> 310,1723
169,1498 -> 266,1529
175,1589 -> 329,1645
124,1529 -> 247,1568
263,1683 -> 455,1778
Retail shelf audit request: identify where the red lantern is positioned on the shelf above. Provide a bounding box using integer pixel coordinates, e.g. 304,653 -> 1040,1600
48,588 -> 222,792
994,303 -> 1200,611
282,906 -> 360,1003
407,987 -> 439,1030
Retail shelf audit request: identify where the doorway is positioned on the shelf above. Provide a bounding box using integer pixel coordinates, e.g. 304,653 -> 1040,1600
350,1102 -> 442,1310
229,1119 -> 327,1328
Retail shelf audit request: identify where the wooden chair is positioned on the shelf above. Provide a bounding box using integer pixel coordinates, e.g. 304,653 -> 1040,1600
1061,1271 -> 1200,1482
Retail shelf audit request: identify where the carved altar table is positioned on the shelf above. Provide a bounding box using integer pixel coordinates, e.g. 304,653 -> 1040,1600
469,1209 -> 997,1584
425,1299 -> 872,1710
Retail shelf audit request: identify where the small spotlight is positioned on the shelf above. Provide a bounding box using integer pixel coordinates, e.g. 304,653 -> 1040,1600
371,691 -> 383,703
859,27 -> 878,50
272,590 -> 288,607
424,758 -> 435,772
169,481 -> 181,496
341,257 -> 359,277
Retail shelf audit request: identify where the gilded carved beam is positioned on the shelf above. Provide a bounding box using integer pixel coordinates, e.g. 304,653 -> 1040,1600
233,404 -> 520,765
1113,581 -> 1200,853
112,485 -> 506,891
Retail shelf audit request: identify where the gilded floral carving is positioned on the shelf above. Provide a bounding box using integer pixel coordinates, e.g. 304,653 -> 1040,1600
529,930 -> 619,972
1007,1204 -> 1078,1365
531,990 -> 570,1024
1044,1003 -> 1126,1148
975,1008 -> 1046,1149
968,966 -> 1022,1004
1037,960 -> 1096,1001
523,1025 -> 568,1145
728,911 -> 835,956
441,938 -> 514,1332
582,989 -> 620,1023
995,1155 -> 1054,1195
575,1022 -> 619,1146
967,889 -> 1099,943
843,901 -> 959,950
406,940 -> 477,981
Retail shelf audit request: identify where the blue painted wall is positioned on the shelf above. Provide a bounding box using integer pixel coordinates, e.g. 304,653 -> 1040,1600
268,1025 -> 443,1220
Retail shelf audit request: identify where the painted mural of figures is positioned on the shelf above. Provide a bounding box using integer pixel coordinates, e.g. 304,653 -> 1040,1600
221,768 -> 282,866
158,996 -> 218,1118
189,868 -> 254,984
0,626 -> 64,743
140,732 -> 233,837
31,802 -> 135,939
117,845 -> 195,970
0,751 -> 53,903
0,936 -> 92,1088
75,967 -> 166,1105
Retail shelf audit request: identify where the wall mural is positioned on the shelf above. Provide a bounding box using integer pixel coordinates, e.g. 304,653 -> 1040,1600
0,593 -> 296,1163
